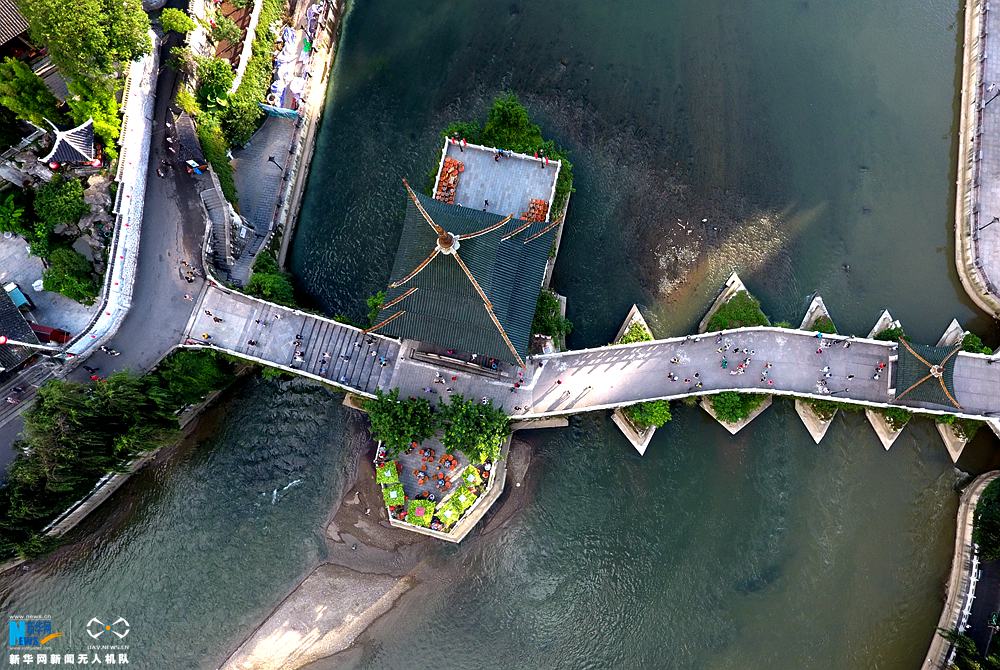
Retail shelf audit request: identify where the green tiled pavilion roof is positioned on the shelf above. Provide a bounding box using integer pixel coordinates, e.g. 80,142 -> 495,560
374,191 -> 556,364
892,341 -> 961,409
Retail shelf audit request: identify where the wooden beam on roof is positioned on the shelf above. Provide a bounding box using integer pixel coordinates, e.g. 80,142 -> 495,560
379,286 -> 418,310
389,247 -> 439,289
364,310 -> 406,334
522,215 -> 564,244
402,178 -> 445,236
460,214 -> 513,240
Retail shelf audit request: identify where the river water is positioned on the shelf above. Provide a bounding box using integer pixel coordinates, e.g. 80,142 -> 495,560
2,0 -> 998,668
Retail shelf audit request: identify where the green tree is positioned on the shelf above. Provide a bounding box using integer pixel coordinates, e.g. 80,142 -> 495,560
963,331 -> 993,355
211,15 -> 242,44
710,392 -> 767,423
0,58 -> 66,127
616,321 -> 653,345
365,388 -> 438,456
43,247 -> 98,304
974,479 -> 1000,562
152,349 -> 232,407
812,316 -> 836,334
439,394 -> 509,463
706,291 -> 770,331
532,289 -> 572,339
161,8 -> 196,34
194,55 -> 235,107
877,406 -> 910,431
366,290 -> 386,326
245,252 -> 297,307
195,117 -> 237,203
17,0 -> 150,83
65,77 -> 120,145
34,175 -> 88,229
480,93 -> 544,151
874,326 -> 907,342
0,193 -> 28,237
623,400 -> 671,429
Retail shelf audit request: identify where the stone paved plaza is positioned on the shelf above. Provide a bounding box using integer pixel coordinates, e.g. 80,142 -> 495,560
974,4 -> 1000,294
443,142 -> 558,220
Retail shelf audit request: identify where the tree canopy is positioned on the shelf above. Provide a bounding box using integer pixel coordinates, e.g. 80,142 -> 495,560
161,8 -> 196,34
365,389 -> 438,456
623,400 -> 672,429
975,479 -> 1000,561
710,392 -> 767,424
17,0 -> 151,84
0,58 -> 66,127
439,394 -> 509,463
42,246 -> 98,304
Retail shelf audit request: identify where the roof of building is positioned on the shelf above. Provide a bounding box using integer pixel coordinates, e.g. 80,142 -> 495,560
42,118 -> 95,163
372,186 -> 558,365
0,0 -> 29,47
0,288 -> 38,372
892,340 -> 962,409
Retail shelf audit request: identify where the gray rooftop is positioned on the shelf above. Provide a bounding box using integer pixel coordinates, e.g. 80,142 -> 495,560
0,0 -> 28,46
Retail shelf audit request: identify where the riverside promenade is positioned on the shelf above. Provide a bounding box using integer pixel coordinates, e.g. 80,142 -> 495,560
185,283 -> 1000,423
956,0 -> 1000,315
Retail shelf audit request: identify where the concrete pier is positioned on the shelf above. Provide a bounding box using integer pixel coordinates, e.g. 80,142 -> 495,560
793,295 -> 838,444
609,305 -> 657,455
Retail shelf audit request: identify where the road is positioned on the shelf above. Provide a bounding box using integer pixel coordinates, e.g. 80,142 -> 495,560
0,25 -> 206,467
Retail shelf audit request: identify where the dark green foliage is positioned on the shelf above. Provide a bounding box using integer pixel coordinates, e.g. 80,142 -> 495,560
34,175 -> 88,229
0,193 -> 27,236
196,118 -> 238,203
617,321 -> 653,345
0,58 -> 66,127
532,289 -> 572,339
812,316 -> 836,334
0,351 -> 234,558
365,389 -> 438,456
874,326 -> 907,342
773,320 -> 792,328
623,400 -> 672,429
939,415 -> 984,441
17,0 -> 150,84
366,290 -> 386,327
42,247 -> 98,304
220,0 -> 284,145
707,291 -> 770,331
439,394 -> 509,463
963,332 -> 993,355
194,56 -> 235,107
246,251 -> 296,307
211,15 -> 242,44
877,406 -> 911,431
710,392 -> 767,423
65,77 -> 121,146
977,479 -> 1000,562
160,8 -> 195,34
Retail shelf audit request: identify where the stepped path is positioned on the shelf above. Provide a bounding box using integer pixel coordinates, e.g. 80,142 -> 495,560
185,285 -> 1000,421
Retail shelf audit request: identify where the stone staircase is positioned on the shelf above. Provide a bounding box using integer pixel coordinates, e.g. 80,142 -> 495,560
200,181 -> 233,277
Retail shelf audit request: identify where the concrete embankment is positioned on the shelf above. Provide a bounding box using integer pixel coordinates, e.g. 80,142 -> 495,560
923,471 -> 1000,669
955,0 -> 1000,316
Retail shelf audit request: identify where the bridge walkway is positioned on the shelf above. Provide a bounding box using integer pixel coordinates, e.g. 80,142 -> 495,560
185,285 -> 400,395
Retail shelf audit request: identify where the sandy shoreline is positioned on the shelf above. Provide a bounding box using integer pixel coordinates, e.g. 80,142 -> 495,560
219,428 -> 538,670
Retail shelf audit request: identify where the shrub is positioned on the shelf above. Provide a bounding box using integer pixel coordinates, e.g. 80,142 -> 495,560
34,175 -> 88,229
366,290 -> 386,327
161,7 -> 195,34
706,291 -> 770,331
623,400 -> 671,429
877,406 -> 911,431
617,320 -> 652,345
806,399 -> 839,421
874,326 -> 907,342
175,87 -> 202,116
65,78 -> 120,146
812,316 -> 836,334
365,388 -> 438,456
196,117 -> 237,203
151,349 -> 232,406
221,0 -> 284,145
439,394 -> 509,463
211,15 -> 242,44
42,247 -> 99,304
710,392 -> 767,424
194,55 -> 235,107
773,320 -> 792,328
974,479 -> 1000,561
532,289 -> 572,339
0,193 -> 28,237
962,332 -> 993,355
245,251 -> 296,307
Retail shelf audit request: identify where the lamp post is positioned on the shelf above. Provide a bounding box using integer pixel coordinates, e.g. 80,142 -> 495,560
980,216 -> 1000,231
0,335 -> 63,353
829,388 -> 850,396
267,155 -> 283,170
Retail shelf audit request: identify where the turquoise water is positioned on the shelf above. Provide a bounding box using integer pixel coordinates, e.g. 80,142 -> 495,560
2,1 -> 996,668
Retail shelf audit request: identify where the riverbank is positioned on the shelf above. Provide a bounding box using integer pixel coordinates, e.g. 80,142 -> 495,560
923,471 -> 1000,669
220,432 -> 537,669
955,0 -> 1000,316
